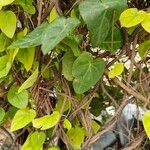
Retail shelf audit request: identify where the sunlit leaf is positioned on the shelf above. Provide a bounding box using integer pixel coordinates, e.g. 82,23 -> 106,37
0,107 -> 5,122
18,67 -> 39,93
141,13 -> 150,33
120,8 -> 146,27
21,132 -> 46,150
11,108 -> 36,131
63,119 -> 72,131
143,111 -> 150,139
67,127 -> 85,149
108,63 -> 124,78
7,86 -> 28,108
0,0 -> 14,6
32,111 -> 60,130
0,10 -> 16,38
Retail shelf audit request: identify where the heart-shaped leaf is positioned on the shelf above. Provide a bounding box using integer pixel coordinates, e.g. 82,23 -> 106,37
0,10 -> 16,38
7,86 -> 28,108
72,52 -> 105,94
21,132 -> 46,150
79,0 -> 126,48
32,111 -> 60,130
120,8 -> 146,28
11,108 -> 36,131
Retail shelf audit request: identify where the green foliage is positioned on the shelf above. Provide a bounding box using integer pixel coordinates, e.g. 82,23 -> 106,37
108,63 -> 124,78
18,67 -> 39,93
143,111 -> 150,139
32,111 -> 60,130
79,0 -> 126,50
11,108 -> 36,131
0,0 -> 149,149
7,85 -> 29,108
67,127 -> 85,149
72,52 -> 105,93
0,107 -> 5,123
0,10 -> 16,38
21,131 -> 46,150
63,118 -> 72,131
0,0 -> 14,7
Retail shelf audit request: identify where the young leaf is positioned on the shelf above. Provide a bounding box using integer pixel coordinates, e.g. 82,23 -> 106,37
18,67 -> 39,93
32,111 -> 60,130
41,17 -> 80,54
72,52 -> 105,94
138,40 -> 150,58
0,55 -> 11,79
21,132 -> 46,150
143,111 -> 150,139
91,120 -> 100,133
141,13 -> 150,33
120,8 -> 146,28
63,119 -> 72,131
8,22 -> 49,49
11,108 -> 36,131
67,127 -> 85,149
0,107 -> 5,122
49,7 -> 58,23
16,47 -> 35,71
7,86 -> 28,108
62,51 -> 76,81
0,0 -> 14,6
0,10 -> 16,38
108,63 -> 124,78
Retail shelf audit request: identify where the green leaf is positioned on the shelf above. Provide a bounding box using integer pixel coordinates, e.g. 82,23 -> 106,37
8,22 -> 49,49
49,7 -> 58,23
143,111 -> 150,139
63,119 -> 72,131
15,0 -> 35,15
72,52 -> 105,94
48,147 -> 60,150
11,108 -> 36,131
62,51 -> 76,81
18,67 -> 39,93
141,13 -> 150,33
138,40 -> 150,58
0,55 -> 11,79
0,0 -> 14,6
17,47 -> 35,71
79,0 -> 126,48
91,120 -> 100,133
7,86 -> 28,108
32,111 -> 60,130
67,127 -> 85,149
0,33 -> 9,52
0,107 -> 5,122
41,17 -> 80,54
0,10 -> 16,38
108,63 -> 124,78
100,27 -> 123,52
55,96 -> 71,113
21,132 -> 46,150
120,8 -> 146,28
